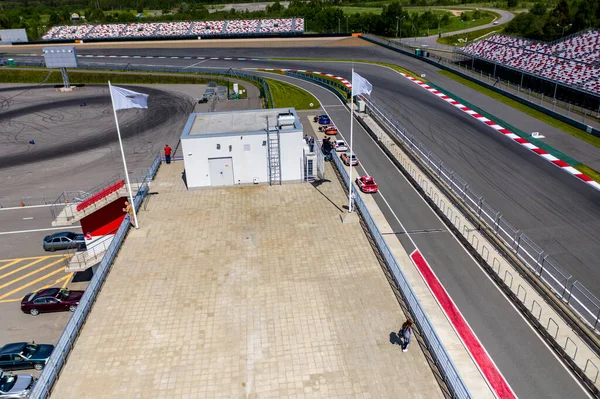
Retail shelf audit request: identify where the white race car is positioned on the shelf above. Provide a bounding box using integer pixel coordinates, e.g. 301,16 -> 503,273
334,140 -> 348,152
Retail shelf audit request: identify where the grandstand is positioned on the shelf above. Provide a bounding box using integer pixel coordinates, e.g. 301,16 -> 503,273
459,30 -> 600,96
41,18 -> 304,41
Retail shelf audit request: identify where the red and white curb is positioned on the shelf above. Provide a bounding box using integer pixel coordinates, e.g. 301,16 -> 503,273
411,250 -> 517,399
26,53 -> 263,61
400,73 -> 600,191
256,68 -> 353,90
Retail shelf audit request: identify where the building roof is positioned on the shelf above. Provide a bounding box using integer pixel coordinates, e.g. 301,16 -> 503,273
181,108 -> 301,139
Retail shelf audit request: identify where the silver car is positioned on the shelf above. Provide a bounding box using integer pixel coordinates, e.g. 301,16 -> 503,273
0,371 -> 35,399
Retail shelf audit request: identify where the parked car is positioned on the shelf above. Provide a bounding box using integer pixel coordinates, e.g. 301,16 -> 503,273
341,152 -> 359,166
334,140 -> 348,152
21,288 -> 84,316
0,370 -> 35,399
318,123 -> 335,132
323,126 -> 338,135
318,116 -> 331,125
207,81 -> 218,88
0,343 -> 54,371
313,114 -> 327,122
356,176 -> 379,193
42,232 -> 85,252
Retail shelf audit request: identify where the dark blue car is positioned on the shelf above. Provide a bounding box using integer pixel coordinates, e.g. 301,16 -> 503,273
0,343 -> 54,371
318,116 -> 331,125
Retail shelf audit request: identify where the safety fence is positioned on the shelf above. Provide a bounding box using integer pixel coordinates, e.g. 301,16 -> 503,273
285,71 -> 350,103
12,60 -> 275,109
329,148 -> 471,398
29,155 -> 160,399
361,95 -> 600,331
0,194 -> 64,209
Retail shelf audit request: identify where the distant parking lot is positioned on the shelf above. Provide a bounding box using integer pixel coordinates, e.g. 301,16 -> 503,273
0,206 -> 88,374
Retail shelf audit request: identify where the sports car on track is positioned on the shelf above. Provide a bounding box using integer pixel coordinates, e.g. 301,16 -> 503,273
318,123 -> 335,132
0,343 -> 54,371
323,126 -> 338,135
334,140 -> 348,152
318,116 -> 331,125
356,176 -> 379,193
20,288 -> 84,316
341,152 -> 359,166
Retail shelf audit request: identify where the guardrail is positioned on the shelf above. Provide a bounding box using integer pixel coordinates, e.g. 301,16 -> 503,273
12,61 -> 275,109
361,94 -> 600,332
360,33 -> 600,136
285,71 -> 350,103
29,157 -> 157,399
0,194 -> 63,209
329,148 -> 471,398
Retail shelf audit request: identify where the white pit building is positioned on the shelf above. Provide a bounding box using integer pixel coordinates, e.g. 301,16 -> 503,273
181,108 -> 308,188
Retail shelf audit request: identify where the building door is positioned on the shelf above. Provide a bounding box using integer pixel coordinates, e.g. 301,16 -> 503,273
208,157 -> 234,186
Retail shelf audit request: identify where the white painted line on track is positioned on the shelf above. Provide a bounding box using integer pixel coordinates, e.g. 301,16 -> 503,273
22,217 -> 33,220
182,60 -> 207,70
0,226 -> 82,236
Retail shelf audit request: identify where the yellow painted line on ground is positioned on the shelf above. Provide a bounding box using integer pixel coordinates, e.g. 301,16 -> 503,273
0,254 -> 65,262
0,258 -> 49,279
0,258 -> 67,290
35,274 -> 72,294
0,259 -> 26,272
61,273 -> 73,289
0,267 -> 65,300
0,298 -> 22,303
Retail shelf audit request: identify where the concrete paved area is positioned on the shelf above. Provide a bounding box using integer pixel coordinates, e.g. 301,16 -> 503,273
50,162 -> 444,399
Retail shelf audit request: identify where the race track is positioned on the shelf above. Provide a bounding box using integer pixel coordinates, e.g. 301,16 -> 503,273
2,39 -> 599,398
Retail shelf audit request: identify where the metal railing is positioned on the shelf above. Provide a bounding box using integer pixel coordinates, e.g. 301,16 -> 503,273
361,95 -> 600,332
286,71 -> 350,103
0,194 -> 63,209
49,169 -> 154,224
12,61 -> 274,109
29,157 -> 157,399
329,148 -> 471,398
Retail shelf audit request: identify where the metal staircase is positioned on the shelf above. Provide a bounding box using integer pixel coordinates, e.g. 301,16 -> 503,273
266,121 -> 282,185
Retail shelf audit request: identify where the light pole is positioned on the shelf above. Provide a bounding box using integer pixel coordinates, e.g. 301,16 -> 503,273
557,23 -> 572,37
437,14 -> 443,38
338,18 -> 340,33
396,15 -> 405,39
346,15 -> 349,33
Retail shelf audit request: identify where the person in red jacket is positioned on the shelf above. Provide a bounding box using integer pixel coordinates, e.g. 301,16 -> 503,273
164,144 -> 172,164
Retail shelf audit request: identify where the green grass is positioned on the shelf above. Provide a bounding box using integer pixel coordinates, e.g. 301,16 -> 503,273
437,25 -> 504,46
297,72 -> 350,99
262,77 -> 319,110
0,68 -> 248,99
437,69 -> 600,181
339,6 -> 383,15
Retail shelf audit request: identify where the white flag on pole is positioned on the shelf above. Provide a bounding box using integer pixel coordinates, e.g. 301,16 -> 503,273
351,71 -> 373,96
110,85 -> 149,110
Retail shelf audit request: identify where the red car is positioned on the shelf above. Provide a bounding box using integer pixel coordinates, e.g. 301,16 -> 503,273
356,176 -> 379,193
21,288 -> 84,316
324,126 -> 338,135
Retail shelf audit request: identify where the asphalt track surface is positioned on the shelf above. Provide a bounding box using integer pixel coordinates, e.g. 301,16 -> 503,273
3,45 -> 597,397
34,45 -> 600,302
0,83 -> 195,201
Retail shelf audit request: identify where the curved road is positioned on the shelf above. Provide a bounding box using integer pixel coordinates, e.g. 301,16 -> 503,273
398,6 -> 515,49
5,42 -> 596,398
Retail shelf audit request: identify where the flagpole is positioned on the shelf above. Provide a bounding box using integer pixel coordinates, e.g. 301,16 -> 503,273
348,67 -> 354,213
108,80 -> 140,229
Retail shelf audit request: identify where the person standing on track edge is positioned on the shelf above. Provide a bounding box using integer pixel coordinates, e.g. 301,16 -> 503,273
399,319 -> 414,352
164,144 -> 172,164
